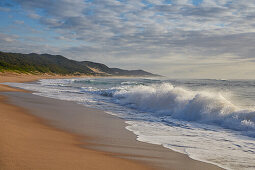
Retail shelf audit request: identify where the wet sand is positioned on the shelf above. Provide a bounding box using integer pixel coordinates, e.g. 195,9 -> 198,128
0,73 -> 223,169
0,73 -> 152,170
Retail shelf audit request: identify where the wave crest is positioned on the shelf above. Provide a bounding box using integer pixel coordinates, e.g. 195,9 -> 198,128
110,83 -> 255,135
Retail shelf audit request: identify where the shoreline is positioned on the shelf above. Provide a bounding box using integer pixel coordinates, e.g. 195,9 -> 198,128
0,73 -> 223,169
0,73 -> 152,170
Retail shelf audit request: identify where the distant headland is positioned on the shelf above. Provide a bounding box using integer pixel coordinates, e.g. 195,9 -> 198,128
0,51 -> 161,77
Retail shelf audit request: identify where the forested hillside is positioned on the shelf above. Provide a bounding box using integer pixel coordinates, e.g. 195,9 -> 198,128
0,51 -> 160,77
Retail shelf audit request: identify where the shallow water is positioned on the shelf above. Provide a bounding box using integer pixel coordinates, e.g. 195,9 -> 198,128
5,78 -> 255,170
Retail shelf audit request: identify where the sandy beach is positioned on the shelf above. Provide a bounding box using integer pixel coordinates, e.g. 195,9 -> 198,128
0,73 -> 223,170
0,73 -> 152,170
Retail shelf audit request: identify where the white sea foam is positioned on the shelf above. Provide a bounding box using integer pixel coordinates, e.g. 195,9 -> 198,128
98,83 -> 255,136
125,120 -> 255,170
4,78 -> 255,170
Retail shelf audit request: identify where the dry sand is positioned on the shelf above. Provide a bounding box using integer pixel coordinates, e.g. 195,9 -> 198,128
0,72 -> 223,170
0,73 -> 151,170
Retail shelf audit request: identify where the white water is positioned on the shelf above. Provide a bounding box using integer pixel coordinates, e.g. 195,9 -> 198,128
112,83 -> 255,134
4,78 -> 255,170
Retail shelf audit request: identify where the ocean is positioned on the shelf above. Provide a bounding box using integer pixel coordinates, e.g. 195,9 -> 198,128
5,77 -> 255,170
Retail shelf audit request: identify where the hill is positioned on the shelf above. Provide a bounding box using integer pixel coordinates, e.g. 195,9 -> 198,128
0,51 -> 160,77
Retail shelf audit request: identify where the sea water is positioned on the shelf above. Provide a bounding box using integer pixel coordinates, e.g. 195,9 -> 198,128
5,78 -> 255,169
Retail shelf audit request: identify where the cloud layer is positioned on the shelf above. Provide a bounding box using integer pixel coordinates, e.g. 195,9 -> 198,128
1,0 -> 255,78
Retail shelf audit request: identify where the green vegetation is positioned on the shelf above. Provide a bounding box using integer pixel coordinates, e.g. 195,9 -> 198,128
0,52 -> 93,75
0,51 -> 160,77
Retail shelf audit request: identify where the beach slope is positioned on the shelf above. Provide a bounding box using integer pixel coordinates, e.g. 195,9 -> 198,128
0,73 -> 223,170
0,73 -> 151,170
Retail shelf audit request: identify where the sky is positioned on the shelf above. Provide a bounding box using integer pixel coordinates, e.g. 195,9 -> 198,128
0,0 -> 255,79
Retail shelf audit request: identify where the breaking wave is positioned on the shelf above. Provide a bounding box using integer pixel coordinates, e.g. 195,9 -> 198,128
4,78 -> 255,169
96,83 -> 255,136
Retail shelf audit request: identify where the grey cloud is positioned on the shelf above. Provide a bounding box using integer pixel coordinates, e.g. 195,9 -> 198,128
3,0 -> 255,78
14,20 -> 24,24
182,6 -> 227,17
27,13 -> 41,19
0,33 -> 18,43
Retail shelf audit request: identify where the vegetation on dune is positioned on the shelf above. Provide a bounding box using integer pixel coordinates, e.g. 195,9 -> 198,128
0,52 -> 94,75
0,51 -> 160,77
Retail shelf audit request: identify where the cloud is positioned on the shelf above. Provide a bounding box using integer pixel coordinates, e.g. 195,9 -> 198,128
0,33 -> 61,55
14,20 -> 24,24
27,13 -> 41,19
0,33 -> 18,43
1,0 -> 255,78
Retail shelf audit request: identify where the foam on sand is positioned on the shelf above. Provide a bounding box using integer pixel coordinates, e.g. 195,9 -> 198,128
5,78 -> 255,169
